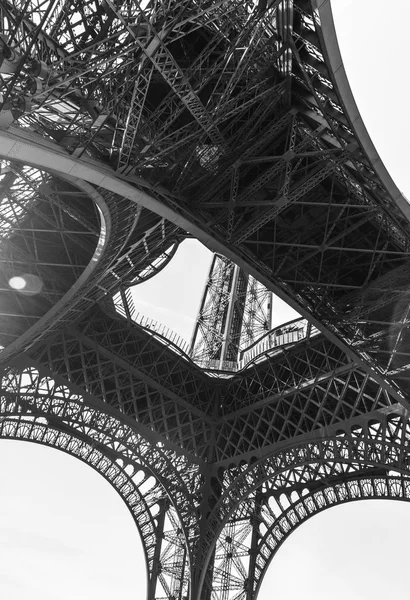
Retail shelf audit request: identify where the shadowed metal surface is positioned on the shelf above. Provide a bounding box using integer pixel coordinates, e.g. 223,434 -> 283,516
0,1 -> 409,599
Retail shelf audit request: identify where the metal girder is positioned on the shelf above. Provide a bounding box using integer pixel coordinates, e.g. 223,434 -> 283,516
2,120 -> 410,597
1,355 -> 202,527
191,255 -> 272,370
0,154 -> 185,359
30,304 -> 216,459
213,473 -> 410,600
0,166 -> 102,343
2,1 -> 410,600
207,409 -> 410,600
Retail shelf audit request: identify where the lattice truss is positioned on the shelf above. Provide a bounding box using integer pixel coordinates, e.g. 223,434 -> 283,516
0,158 -> 183,357
1,0 -> 410,392
18,303 -> 408,600
2,355 -> 410,600
208,410 -> 410,600
0,162 -> 100,344
2,1 -> 410,599
0,359 -> 197,600
191,255 -> 272,368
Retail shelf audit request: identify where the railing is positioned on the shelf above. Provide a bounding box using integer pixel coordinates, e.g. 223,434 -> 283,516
131,312 -> 192,356
113,295 -> 320,375
194,358 -> 238,374
241,327 -> 304,365
113,290 -> 191,353
194,320 -> 320,373
240,319 -> 320,367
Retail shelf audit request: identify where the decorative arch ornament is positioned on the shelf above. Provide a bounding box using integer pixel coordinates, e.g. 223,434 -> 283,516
210,473 -> 410,600
207,411 -> 410,600
251,474 -> 410,600
0,358 -> 198,600
217,411 -> 410,517
1,1 -> 410,600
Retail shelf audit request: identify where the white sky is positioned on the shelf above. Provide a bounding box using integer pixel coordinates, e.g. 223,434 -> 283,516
2,1 -> 410,598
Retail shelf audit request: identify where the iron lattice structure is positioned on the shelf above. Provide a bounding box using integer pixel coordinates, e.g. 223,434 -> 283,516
190,254 -> 273,370
1,1 -> 410,599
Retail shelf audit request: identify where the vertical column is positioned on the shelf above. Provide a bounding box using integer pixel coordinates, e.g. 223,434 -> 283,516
190,254 -> 272,370
245,496 -> 263,600
148,499 -> 167,600
148,500 -> 191,600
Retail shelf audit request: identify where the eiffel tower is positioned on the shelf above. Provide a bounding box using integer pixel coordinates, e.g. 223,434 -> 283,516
1,1 -> 410,598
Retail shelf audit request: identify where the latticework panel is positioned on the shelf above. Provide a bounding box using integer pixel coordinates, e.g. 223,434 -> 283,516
191,255 -> 272,369
0,361 -> 194,600
214,335 -> 394,461
1,0 -> 409,396
30,306 -> 216,459
1,1 -> 410,599
207,411 -> 410,600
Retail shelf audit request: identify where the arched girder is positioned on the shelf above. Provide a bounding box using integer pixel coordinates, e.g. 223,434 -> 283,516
2,355 -> 203,550
211,474 -> 410,600
0,166 -> 141,361
0,416 -> 158,575
0,167 -> 107,348
0,154 -> 184,364
29,304 -> 216,459
251,474 -> 410,600
0,124 -> 408,415
0,413 -> 190,600
216,411 -> 410,522
190,412 -> 410,597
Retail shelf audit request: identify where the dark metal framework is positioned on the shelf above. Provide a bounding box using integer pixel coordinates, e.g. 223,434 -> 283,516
190,254 -> 273,370
0,0 -> 409,598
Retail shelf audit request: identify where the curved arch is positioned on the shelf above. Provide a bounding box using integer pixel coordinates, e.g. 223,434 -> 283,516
0,172 -> 140,362
0,417 -> 155,571
0,157 -> 185,364
0,125 -> 404,410
0,167 -> 109,351
198,413 -> 410,597
252,474 -> 410,600
0,413 -> 191,600
315,0 -> 410,223
1,360 -> 201,550
210,472 -> 410,600
217,413 -> 410,520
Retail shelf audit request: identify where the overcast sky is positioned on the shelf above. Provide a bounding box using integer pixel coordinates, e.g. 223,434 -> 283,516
2,1 -> 410,598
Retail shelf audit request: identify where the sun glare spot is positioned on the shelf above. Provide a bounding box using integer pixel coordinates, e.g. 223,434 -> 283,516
8,273 -> 43,294
9,276 -> 27,290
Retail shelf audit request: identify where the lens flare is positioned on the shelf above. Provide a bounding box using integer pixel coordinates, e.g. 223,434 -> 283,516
9,274 -> 43,295
9,276 -> 27,290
